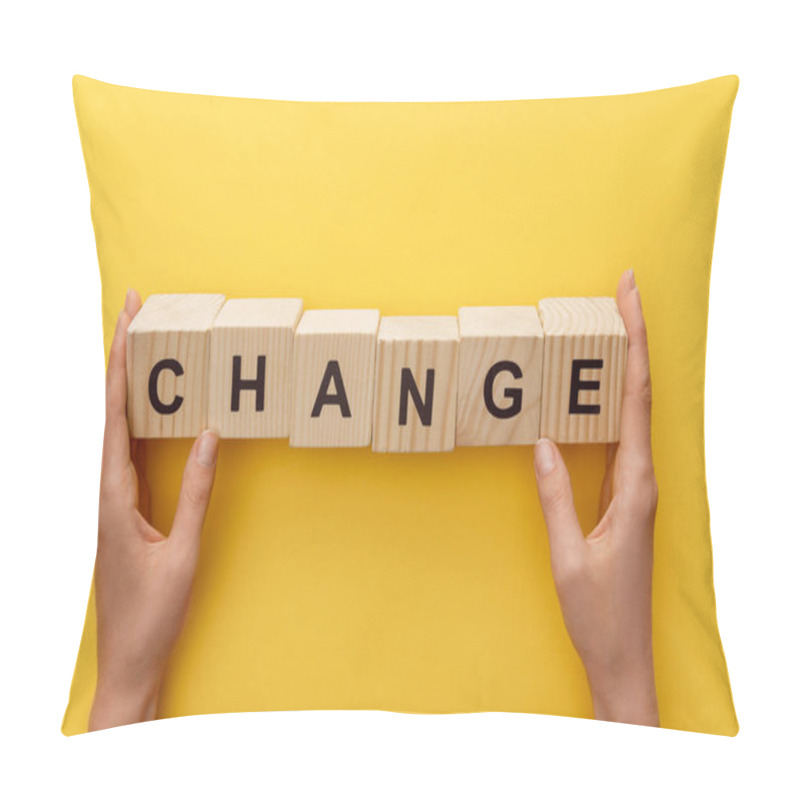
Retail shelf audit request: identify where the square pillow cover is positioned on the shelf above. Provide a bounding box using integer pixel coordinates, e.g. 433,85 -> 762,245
64,75 -> 739,735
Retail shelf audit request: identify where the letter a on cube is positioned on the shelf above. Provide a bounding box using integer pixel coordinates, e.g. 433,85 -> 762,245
290,309 -> 380,447
372,316 -> 459,453
456,306 -> 544,446
539,297 -> 627,443
126,293 -> 226,438
208,298 -> 303,438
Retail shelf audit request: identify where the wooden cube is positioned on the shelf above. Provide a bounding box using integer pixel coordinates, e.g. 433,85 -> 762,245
126,293 -> 226,438
208,298 -> 303,438
456,306 -> 544,446
372,316 -> 459,453
539,297 -> 627,443
289,309 -> 380,448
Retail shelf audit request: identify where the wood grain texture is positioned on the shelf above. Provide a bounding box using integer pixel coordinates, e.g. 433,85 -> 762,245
456,306 -> 543,446
372,316 -> 459,453
539,297 -> 627,443
289,309 -> 380,448
126,293 -> 226,438
208,298 -> 303,438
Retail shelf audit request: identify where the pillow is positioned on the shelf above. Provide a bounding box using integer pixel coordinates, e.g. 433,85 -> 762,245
64,74 -> 739,735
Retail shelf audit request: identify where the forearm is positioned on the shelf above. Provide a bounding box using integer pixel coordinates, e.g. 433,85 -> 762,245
89,677 -> 160,731
587,656 -> 659,727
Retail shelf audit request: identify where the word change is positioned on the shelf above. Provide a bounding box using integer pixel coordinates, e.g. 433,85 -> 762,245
126,294 -> 627,450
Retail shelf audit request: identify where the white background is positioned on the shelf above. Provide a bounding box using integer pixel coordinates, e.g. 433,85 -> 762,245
2,1 -> 798,796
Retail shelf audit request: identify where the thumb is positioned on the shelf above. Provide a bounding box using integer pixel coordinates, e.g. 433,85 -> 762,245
170,430 -> 219,553
534,438 -> 585,573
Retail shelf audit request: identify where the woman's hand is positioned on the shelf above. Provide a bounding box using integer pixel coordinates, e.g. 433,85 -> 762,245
534,270 -> 659,726
89,289 -> 219,731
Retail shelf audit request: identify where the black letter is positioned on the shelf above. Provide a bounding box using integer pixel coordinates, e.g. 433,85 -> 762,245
311,360 -> 351,418
569,359 -> 603,415
399,368 -> 435,426
483,360 -> 523,419
148,358 -> 184,415
231,355 -> 266,412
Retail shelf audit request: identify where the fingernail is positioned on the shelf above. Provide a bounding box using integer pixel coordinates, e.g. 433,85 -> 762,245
534,438 -> 556,476
124,288 -> 136,315
196,430 -> 218,467
625,268 -> 636,288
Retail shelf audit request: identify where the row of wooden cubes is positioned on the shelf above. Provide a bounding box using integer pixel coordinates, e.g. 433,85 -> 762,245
126,294 -> 627,449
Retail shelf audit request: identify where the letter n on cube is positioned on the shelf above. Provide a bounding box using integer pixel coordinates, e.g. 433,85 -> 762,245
372,316 -> 459,453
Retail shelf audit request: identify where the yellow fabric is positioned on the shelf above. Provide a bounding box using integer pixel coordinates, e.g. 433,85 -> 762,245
64,75 -> 739,735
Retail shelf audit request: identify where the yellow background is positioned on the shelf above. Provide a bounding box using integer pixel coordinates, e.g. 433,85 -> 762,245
64,75 -> 738,735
